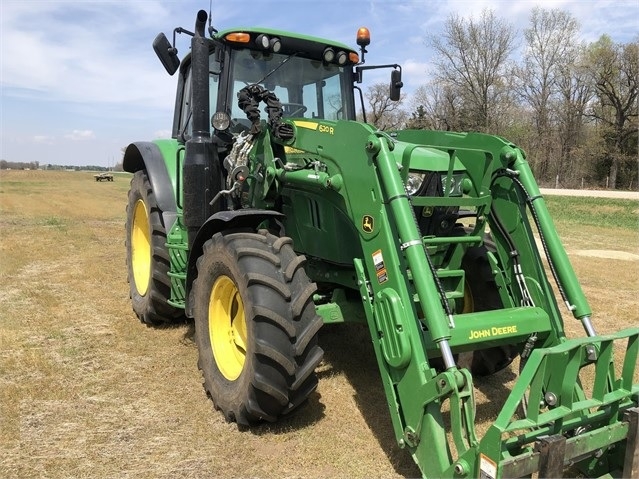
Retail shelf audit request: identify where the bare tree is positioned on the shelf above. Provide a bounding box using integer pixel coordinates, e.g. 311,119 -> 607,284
586,36 -> 638,188
409,82 -> 469,131
364,82 -> 408,130
554,45 -> 594,186
428,9 -> 516,133
515,8 -> 581,181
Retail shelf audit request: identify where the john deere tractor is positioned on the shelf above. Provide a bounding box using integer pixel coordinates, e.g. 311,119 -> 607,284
123,9 -> 638,478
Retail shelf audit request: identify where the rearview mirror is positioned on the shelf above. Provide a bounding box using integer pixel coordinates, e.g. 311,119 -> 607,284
390,69 -> 403,101
153,32 -> 180,75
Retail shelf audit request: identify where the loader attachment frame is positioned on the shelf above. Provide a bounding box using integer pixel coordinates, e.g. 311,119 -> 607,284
481,328 -> 639,478
330,127 -> 638,478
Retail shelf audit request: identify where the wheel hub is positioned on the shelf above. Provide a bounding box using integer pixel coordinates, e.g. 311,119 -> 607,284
209,276 -> 247,381
131,199 -> 151,296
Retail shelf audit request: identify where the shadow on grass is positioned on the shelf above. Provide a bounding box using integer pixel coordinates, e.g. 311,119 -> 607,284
175,315 -> 519,466
317,323 -> 422,478
317,323 -> 523,478
179,319 -> 328,433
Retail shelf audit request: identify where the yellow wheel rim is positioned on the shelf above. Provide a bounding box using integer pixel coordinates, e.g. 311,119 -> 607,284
131,199 -> 151,296
209,276 -> 247,381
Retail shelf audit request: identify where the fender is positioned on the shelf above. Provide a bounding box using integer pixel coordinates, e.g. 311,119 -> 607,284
184,209 -> 285,317
123,141 -> 180,231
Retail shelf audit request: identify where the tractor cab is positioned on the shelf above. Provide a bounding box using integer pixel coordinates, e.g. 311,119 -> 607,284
156,26 -> 359,141
153,21 -> 401,145
219,28 -> 359,124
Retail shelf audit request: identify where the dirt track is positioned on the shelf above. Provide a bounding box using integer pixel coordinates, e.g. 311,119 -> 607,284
540,188 -> 639,200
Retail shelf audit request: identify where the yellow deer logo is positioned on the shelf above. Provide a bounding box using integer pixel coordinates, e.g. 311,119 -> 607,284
362,215 -> 374,233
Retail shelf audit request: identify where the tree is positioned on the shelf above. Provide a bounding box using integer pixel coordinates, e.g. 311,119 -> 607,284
409,82 -> 469,131
364,82 -> 408,130
586,36 -> 638,188
428,9 -> 516,133
515,7 -> 581,181
554,45 -> 594,186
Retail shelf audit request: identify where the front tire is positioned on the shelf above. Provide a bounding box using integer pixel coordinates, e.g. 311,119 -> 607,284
192,230 -> 323,426
125,170 -> 183,325
457,242 -> 518,376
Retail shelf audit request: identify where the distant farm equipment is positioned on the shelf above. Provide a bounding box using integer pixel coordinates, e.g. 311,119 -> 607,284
94,173 -> 114,182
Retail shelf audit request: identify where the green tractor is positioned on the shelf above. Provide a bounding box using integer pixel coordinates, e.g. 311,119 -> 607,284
123,9 -> 638,478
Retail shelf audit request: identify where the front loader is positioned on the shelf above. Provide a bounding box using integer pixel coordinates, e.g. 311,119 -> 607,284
123,9 -> 639,478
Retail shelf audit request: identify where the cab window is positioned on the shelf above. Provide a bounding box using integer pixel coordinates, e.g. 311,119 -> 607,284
229,49 -> 351,123
177,55 -> 221,139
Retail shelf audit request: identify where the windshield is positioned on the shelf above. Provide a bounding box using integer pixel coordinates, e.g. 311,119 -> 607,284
229,49 -> 353,122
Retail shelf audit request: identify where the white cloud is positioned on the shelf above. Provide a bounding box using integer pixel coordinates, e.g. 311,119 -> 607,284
33,135 -> 56,145
403,59 -> 432,78
0,1 -> 176,109
65,130 -> 95,141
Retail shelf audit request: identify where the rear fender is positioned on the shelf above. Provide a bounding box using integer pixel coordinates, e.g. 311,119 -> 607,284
184,209 -> 286,317
123,141 -> 180,231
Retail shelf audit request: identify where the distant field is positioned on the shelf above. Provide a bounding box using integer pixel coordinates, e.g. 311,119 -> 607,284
1,170 -> 637,478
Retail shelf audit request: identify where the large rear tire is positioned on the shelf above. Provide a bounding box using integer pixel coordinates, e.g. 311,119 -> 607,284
125,170 -> 183,325
192,229 -> 324,426
457,242 -> 518,376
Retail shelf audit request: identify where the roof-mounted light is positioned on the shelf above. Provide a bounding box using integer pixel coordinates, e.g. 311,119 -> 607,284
349,52 -> 360,63
225,32 -> 250,43
336,51 -> 348,65
323,47 -> 335,63
356,27 -> 370,47
269,37 -> 281,53
255,34 -> 270,49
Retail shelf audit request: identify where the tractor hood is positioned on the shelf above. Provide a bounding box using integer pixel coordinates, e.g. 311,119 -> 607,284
391,140 -> 465,173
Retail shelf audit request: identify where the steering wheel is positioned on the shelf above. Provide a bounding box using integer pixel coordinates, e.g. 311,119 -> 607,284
281,103 -> 307,117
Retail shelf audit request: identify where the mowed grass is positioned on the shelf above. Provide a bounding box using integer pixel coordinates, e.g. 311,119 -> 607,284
0,169 -> 637,478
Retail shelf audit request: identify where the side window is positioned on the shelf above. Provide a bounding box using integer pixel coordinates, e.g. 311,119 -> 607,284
179,68 -> 192,137
321,74 -> 344,120
178,55 -> 221,139
302,83 -> 319,118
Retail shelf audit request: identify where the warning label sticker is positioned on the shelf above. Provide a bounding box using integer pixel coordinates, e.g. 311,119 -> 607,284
372,250 -> 384,271
372,249 -> 388,283
479,454 -> 497,479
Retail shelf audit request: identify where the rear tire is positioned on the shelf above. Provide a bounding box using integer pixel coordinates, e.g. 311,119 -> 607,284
457,242 -> 518,376
125,170 -> 183,325
192,230 -> 323,426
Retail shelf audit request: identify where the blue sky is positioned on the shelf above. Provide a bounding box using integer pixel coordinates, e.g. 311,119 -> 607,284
1,0 -> 638,167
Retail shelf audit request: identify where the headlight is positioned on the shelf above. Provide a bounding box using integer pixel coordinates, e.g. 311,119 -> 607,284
442,173 -> 465,196
211,111 -> 231,131
406,172 -> 425,195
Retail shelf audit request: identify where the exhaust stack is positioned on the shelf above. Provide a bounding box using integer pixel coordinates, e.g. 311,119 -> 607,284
183,10 -> 220,247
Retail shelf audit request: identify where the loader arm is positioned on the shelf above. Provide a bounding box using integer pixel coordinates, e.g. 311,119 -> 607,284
258,120 -> 639,478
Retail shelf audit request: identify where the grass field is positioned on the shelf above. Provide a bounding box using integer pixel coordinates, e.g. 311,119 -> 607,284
1,169 -> 637,478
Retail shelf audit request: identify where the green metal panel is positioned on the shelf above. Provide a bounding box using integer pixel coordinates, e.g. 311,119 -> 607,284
150,138 -> 187,309
152,138 -> 183,211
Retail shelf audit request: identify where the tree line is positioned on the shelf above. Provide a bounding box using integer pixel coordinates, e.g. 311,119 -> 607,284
0,160 -> 112,172
365,7 -> 638,190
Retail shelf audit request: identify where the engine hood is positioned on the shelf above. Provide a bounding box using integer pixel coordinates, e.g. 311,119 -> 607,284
391,140 -> 465,172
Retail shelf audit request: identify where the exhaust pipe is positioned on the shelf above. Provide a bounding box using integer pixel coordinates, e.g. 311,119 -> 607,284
194,9 -> 206,37
183,9 -> 220,248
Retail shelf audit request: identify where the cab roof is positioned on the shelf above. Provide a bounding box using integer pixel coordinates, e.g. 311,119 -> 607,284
215,27 -> 358,64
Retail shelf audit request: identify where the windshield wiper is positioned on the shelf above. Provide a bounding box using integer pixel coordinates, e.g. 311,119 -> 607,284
255,53 -> 298,86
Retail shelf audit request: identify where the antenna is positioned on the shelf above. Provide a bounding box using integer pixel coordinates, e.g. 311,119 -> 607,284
208,0 -> 217,36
